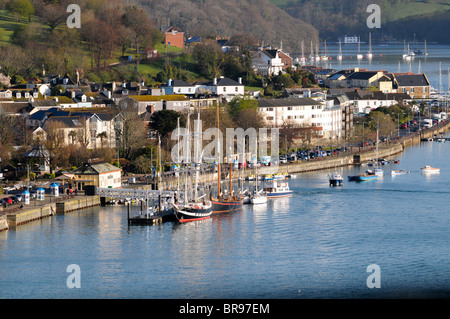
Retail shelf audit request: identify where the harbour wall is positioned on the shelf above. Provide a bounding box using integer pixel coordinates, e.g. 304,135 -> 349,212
0,215 -> 8,231
5,204 -> 56,227
55,196 -> 101,214
1,196 -> 101,231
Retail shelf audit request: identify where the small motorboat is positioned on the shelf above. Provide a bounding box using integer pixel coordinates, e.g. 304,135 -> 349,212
273,173 -> 286,180
329,172 -> 343,186
421,165 -> 440,174
250,190 -> 268,205
263,180 -> 293,198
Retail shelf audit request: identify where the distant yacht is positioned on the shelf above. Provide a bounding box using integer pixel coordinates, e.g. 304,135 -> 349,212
367,32 -> 373,59
320,40 -> 329,60
337,39 -> 343,60
357,37 -> 363,60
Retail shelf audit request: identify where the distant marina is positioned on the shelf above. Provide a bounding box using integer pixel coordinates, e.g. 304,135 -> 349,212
295,42 -> 450,93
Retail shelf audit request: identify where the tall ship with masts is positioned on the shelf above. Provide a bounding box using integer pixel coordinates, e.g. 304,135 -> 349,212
173,114 -> 212,222
210,105 -> 244,214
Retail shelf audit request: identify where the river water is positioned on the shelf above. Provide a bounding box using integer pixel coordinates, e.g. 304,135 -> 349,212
1,135 -> 450,299
308,43 -> 450,91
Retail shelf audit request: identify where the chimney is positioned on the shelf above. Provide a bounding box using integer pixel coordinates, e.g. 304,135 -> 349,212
213,77 -> 217,85
112,81 -> 116,92
71,90 -> 75,99
168,79 -> 173,86
238,77 -> 242,84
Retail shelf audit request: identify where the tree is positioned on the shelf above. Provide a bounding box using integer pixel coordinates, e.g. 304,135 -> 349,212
81,18 -> 118,68
149,110 -> 185,139
6,0 -> 34,22
133,155 -> 152,174
228,96 -> 258,120
37,120 -> 69,173
97,131 -> 108,149
113,98 -> 147,160
36,3 -> 68,32
192,41 -> 224,79
122,6 -> 156,55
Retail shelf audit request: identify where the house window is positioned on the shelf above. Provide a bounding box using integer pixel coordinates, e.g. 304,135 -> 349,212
424,87 -> 428,93
178,89 -> 181,93
266,116 -> 274,120
223,87 -> 226,92
235,87 -> 238,92
287,107 -> 293,111
410,87 -> 415,93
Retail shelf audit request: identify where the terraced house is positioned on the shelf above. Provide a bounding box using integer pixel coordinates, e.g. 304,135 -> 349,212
257,97 -> 343,140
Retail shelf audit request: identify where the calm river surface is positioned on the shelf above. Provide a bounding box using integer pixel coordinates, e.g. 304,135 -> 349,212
1,135 -> 450,299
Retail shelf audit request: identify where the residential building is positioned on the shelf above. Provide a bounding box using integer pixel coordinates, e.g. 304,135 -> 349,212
128,95 -> 191,114
162,79 -> 196,96
278,50 -> 293,71
257,97 -> 341,139
343,89 -> 410,114
251,49 -> 284,76
389,73 -> 431,99
164,26 -> 185,49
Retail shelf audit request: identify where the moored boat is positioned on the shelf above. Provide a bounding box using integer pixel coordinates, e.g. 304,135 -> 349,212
263,180 -> 293,198
349,171 -> 378,182
174,201 -> 212,223
421,165 -> 440,174
210,104 -> 244,214
356,174 -> 378,182
329,172 -> 343,186
250,190 -> 268,205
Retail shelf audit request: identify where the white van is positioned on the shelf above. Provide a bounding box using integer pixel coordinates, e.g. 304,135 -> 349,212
423,119 -> 433,128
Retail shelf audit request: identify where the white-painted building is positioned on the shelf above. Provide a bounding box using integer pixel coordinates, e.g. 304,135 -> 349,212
257,97 -> 342,139
251,49 -> 284,76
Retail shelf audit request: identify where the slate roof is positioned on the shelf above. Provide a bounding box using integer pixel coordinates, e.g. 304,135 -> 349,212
216,77 -> 242,86
45,116 -> 83,128
394,74 -> 430,86
346,71 -> 379,80
72,162 -> 121,175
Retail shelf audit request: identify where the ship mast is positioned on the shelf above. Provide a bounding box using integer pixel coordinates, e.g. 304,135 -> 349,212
216,103 -> 221,197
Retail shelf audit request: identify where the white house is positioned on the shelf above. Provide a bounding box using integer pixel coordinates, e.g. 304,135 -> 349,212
163,79 -> 197,95
257,97 -> 342,139
251,49 -> 284,76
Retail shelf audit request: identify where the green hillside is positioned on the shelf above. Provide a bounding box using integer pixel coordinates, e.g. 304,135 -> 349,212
386,0 -> 450,21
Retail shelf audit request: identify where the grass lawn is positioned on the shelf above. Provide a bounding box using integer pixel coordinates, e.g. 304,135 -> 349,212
386,0 -> 450,21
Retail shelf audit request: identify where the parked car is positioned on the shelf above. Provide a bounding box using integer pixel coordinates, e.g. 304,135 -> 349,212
9,195 -> 21,203
1,197 -> 13,205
